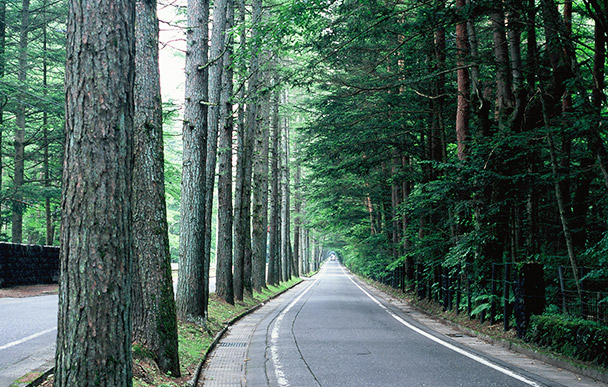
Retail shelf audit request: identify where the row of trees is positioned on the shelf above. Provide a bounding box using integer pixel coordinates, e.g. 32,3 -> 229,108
295,0 -> 608,320
53,0 -> 326,384
0,0 -> 65,245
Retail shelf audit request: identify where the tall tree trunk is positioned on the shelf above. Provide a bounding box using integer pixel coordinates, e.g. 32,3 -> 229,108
177,0 -> 209,322
250,0 -> 267,291
293,160 -> 302,277
252,91 -> 270,290
216,0 -> 234,305
42,4 -> 52,245
13,0 -> 30,244
455,0 -> 470,161
0,0 -> 6,209
204,0 -> 229,299
233,0 -> 248,301
490,3 -> 514,130
131,0 -> 180,375
55,0 -> 135,384
282,99 -> 294,278
268,86 -> 280,286
507,0 -> 525,132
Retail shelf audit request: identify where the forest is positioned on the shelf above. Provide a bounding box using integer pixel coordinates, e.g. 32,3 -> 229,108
1,0 -> 607,384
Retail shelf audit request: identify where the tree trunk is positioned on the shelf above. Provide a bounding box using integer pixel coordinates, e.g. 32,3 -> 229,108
177,0 -> 209,322
281,99 -> 294,278
55,0 -> 135,384
233,0 -> 247,301
216,0 -> 234,305
250,0 -> 267,291
293,161 -> 301,277
42,5 -> 52,245
13,0 -> 30,244
0,0 -> 6,209
131,0 -> 180,375
490,3 -> 514,129
455,0 -> 470,161
268,86 -> 280,286
204,0 -> 229,300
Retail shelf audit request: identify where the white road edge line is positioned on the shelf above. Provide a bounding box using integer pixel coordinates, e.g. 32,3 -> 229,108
0,327 -> 57,351
342,267 -> 542,387
271,266 -> 326,387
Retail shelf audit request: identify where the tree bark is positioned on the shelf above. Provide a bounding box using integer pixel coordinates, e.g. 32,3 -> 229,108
177,0 -> 209,322
0,0 -> 5,208
13,0 -> 30,244
268,86 -> 280,286
490,3 -> 514,129
55,0 -> 135,384
204,0 -> 229,292
216,0 -> 234,305
293,160 -> 302,277
233,0 -> 248,301
42,4 -> 52,245
250,0 -> 268,291
455,0 -> 470,161
131,0 -> 180,375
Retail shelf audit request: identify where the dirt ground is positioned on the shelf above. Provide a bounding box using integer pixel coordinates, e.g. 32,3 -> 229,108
0,283 -> 59,298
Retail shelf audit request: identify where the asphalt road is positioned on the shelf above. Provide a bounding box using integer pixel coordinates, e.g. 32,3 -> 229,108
1,274 -> 215,387
245,261 -> 561,387
0,295 -> 57,386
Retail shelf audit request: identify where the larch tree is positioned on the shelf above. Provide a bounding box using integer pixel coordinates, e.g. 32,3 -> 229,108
55,0 -> 135,384
250,0 -> 267,291
204,0 -> 228,298
131,0 -> 180,375
12,0 -> 30,244
233,0 -> 249,301
216,0 -> 234,304
268,86 -> 281,286
177,0 -> 210,322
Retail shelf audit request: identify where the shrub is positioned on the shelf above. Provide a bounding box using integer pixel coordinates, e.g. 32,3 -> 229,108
526,314 -> 608,367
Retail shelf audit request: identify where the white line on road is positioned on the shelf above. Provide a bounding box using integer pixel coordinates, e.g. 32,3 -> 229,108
0,327 -> 57,351
271,266 -> 326,387
342,267 -> 542,387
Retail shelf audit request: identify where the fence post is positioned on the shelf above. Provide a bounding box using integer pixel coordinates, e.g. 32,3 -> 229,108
447,268 -> 453,311
580,267 -> 586,317
513,262 -> 545,338
467,271 -> 472,318
503,262 -> 511,332
456,265 -> 461,315
558,265 -> 567,314
490,263 -> 497,325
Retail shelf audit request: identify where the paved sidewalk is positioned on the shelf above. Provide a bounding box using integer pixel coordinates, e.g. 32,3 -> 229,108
199,282 -> 309,386
200,273 -> 606,387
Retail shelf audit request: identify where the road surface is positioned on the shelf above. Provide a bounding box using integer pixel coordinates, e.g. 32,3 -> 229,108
203,261 -> 603,386
0,295 -> 57,386
1,273 -> 215,386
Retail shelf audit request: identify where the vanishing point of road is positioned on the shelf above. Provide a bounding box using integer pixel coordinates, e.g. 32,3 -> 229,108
202,261 -> 604,387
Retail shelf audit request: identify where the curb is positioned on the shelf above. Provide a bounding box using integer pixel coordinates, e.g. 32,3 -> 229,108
20,364 -> 54,387
190,277 -> 308,387
350,270 -> 608,385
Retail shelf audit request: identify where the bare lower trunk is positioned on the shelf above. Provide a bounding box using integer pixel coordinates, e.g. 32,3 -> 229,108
55,0 -> 135,383
176,0 -> 209,322
216,0 -> 234,305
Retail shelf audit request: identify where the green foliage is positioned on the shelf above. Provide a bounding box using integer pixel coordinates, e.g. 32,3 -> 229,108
527,314 -> 608,368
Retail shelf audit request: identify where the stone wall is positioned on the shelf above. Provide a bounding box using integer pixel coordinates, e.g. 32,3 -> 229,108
0,242 -> 60,287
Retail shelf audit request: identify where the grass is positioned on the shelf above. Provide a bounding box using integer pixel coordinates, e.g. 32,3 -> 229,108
36,278 -> 303,387
133,277 -> 303,386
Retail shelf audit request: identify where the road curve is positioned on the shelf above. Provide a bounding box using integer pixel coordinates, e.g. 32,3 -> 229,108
203,261 -> 604,386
